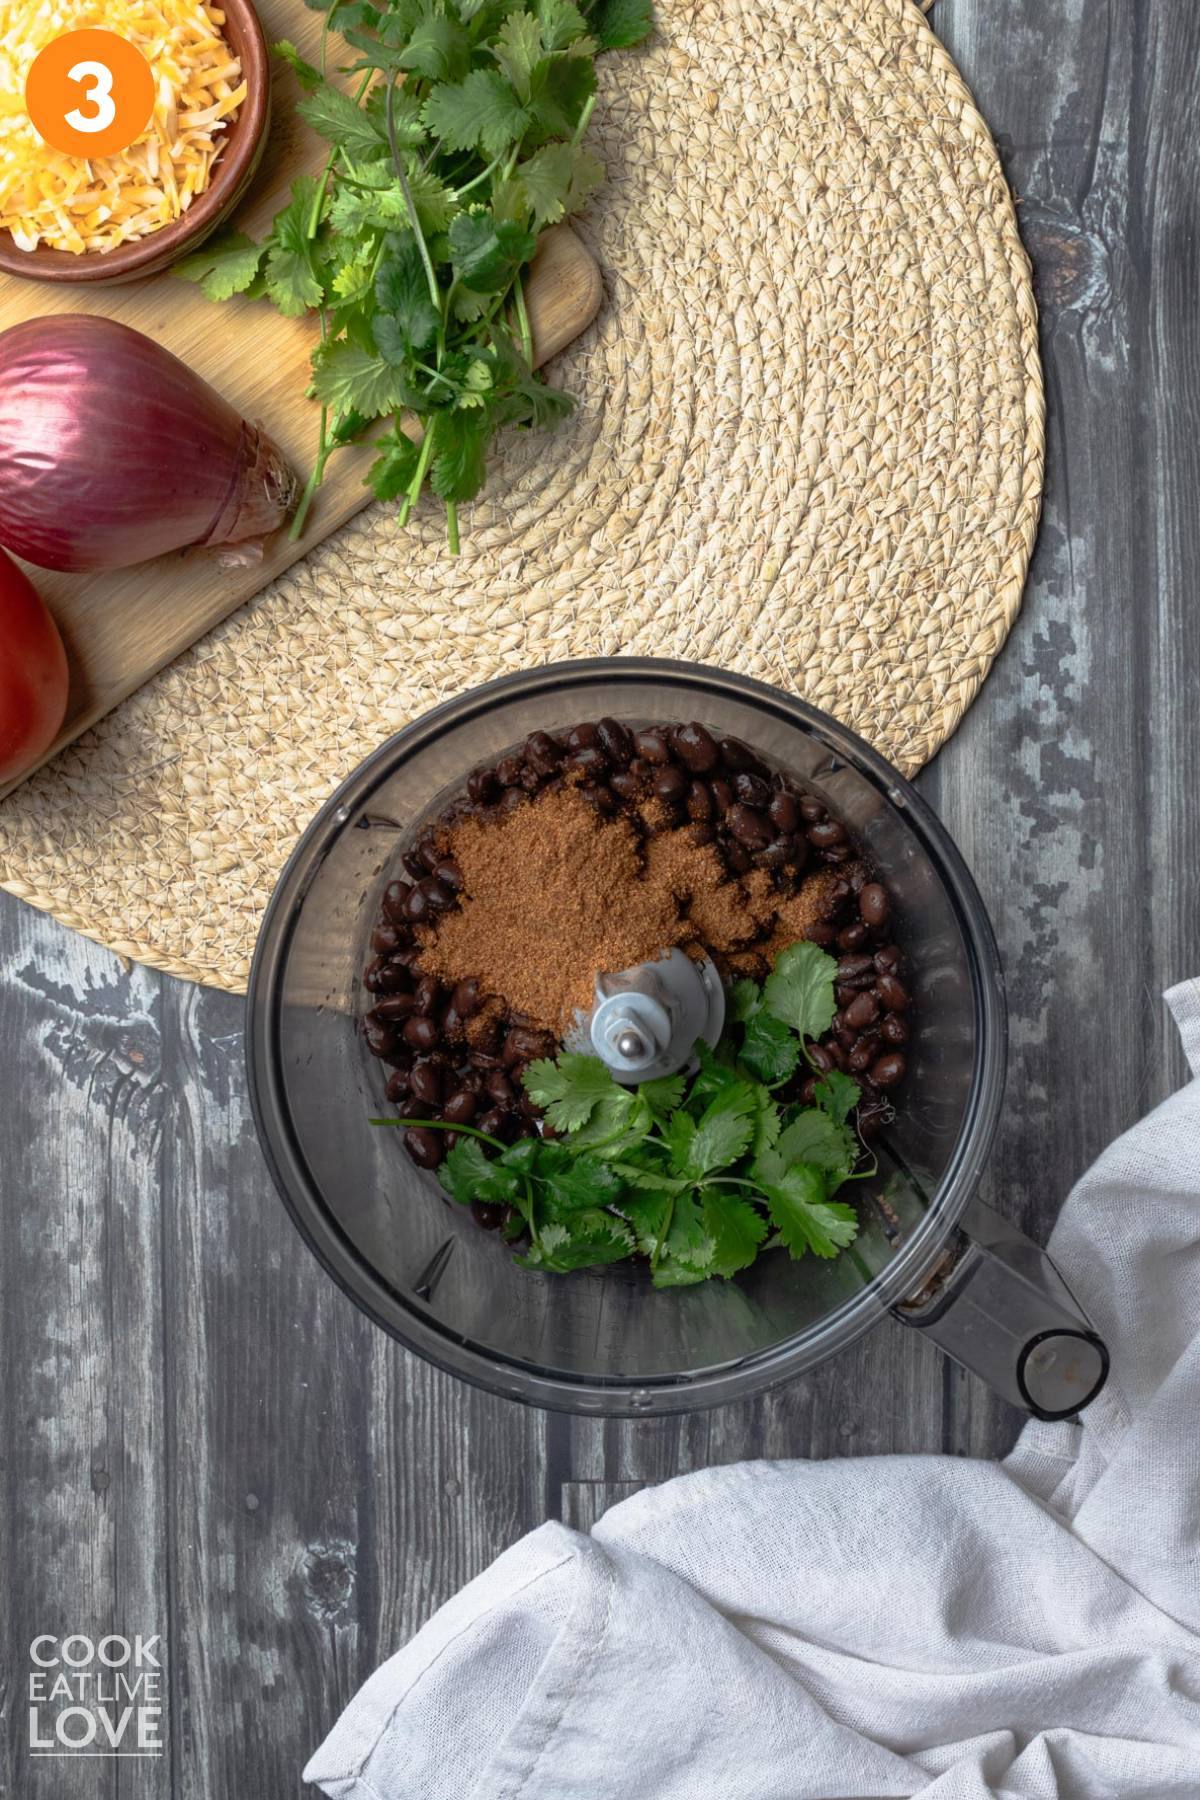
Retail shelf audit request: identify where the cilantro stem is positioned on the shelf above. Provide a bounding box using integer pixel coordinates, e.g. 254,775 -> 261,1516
572,92 -> 596,146
289,420 -> 330,540
386,77 -> 441,316
513,273 -> 533,368
651,1191 -> 676,1272
396,422 -> 436,528
445,502 -> 460,554
369,1117 -> 509,1153
454,152 -> 504,200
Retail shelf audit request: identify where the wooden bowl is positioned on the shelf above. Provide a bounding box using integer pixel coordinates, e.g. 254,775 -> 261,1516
0,0 -> 269,286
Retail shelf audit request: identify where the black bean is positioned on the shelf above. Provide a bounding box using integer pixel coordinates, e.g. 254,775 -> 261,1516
459,1068 -> 486,1095
403,1015 -> 440,1052
808,819 -> 847,849
372,922 -> 404,955
496,753 -> 525,787
405,1127 -> 445,1169
757,836 -> 792,869
821,843 -> 855,864
504,1026 -> 554,1065
524,730 -> 563,775
596,717 -> 634,764
476,1107 -> 509,1140
469,1019 -> 503,1058
410,1060 -> 444,1106
804,922 -> 836,946
373,962 -> 413,994
383,879 -> 414,923
723,837 -> 753,873
653,766 -> 689,804
880,1013 -> 909,1046
869,1052 -> 907,1089
566,722 -> 601,751
848,1036 -> 881,1074
702,778 -> 729,818
417,876 -> 455,912
843,991 -> 880,1032
633,727 -> 671,764
609,770 -> 643,803
452,978 -> 481,1017
768,791 -> 800,833
402,885 -> 432,924
673,722 -> 719,773
874,945 -> 902,973
582,783 -> 617,815
364,1020 -> 399,1058
799,795 -> 826,822
568,744 -> 611,779
727,803 -> 772,850
471,1199 -> 506,1231
443,1088 -> 478,1125
467,767 -> 499,804
385,1068 -> 412,1102
486,1070 -> 516,1106
361,962 -> 388,995
835,983 -> 859,1008
685,780 -> 714,822
413,974 -> 441,1014
733,771 -> 771,809
837,954 -> 875,983
877,974 -> 910,1012
799,1075 -> 820,1106
402,850 -> 427,879
858,882 -> 889,927
688,822 -> 716,847
807,1044 -> 835,1073
392,1093 -> 428,1121
718,736 -> 765,775
371,994 -> 416,1022
837,923 -> 869,951
440,1005 -> 464,1042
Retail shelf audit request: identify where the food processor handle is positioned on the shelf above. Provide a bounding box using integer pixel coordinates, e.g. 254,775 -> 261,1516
892,1195 -> 1110,1420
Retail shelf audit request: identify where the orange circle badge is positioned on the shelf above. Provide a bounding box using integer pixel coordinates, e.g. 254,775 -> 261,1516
26,28 -> 156,160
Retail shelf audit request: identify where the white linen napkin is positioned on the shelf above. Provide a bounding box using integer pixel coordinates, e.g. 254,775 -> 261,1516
305,979 -> 1200,1800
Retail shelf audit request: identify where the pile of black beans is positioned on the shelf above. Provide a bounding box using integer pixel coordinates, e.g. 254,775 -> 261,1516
361,720 -> 912,1197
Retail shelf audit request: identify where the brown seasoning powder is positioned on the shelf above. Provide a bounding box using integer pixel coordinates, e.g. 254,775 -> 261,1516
416,785 -> 852,1034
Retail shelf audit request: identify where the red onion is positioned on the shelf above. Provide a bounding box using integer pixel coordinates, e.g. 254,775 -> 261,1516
0,316 -> 298,573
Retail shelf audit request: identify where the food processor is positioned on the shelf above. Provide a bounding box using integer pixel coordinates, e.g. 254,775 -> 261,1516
246,660 -> 1109,1419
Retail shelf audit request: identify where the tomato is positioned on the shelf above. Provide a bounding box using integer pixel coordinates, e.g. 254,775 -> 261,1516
0,549 -> 69,785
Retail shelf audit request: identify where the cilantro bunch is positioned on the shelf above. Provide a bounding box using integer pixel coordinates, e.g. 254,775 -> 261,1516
177,0 -> 652,552
376,942 -> 874,1288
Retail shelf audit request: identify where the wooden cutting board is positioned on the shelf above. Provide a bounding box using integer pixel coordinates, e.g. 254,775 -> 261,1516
0,0 -> 602,799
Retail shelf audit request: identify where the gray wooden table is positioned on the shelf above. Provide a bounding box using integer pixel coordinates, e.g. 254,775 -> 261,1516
3,3 -> 1198,1793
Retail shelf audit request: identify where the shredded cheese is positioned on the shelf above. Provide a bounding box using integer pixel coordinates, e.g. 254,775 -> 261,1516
0,1 -> 245,255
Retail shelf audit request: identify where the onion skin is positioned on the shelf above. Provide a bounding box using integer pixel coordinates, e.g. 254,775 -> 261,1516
0,549 -> 69,785
0,316 -> 298,573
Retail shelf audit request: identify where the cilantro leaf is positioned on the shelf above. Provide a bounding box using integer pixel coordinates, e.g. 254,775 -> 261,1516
442,1136 -> 520,1206
374,241 -> 441,353
449,209 -> 538,292
399,5 -> 471,80
174,232 -> 265,300
423,70 -> 529,156
430,408 -> 493,503
701,1190 -> 767,1277
772,1109 -> 857,1181
638,1073 -> 686,1117
492,8 -> 543,100
590,0 -> 653,48
535,0 -> 591,51
520,1209 -> 634,1271
739,1008 -> 800,1084
761,1163 -> 860,1260
729,979 -> 761,1022
525,51 -> 595,141
523,1054 -> 618,1132
762,940 -> 838,1040
537,1147 -> 625,1213
367,428 -> 422,501
814,1070 -> 861,1128
273,38 -> 323,89
263,178 -> 325,315
569,1086 -> 643,1152
683,1084 -> 758,1177
515,142 -> 603,225
309,341 -> 406,417
297,82 -> 388,156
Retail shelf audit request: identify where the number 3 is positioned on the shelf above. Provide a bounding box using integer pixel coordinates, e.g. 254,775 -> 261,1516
64,59 -> 117,134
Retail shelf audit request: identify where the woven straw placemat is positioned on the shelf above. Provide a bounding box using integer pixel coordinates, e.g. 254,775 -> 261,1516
0,0 -> 1043,993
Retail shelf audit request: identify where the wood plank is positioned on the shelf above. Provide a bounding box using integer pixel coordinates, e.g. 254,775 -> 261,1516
0,0 -> 602,799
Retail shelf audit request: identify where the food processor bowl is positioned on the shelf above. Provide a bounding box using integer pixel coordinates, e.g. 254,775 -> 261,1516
247,660 -> 1108,1418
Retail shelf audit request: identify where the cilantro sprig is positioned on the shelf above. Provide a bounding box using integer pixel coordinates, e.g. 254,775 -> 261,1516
374,942 -> 874,1287
177,0 -> 651,552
